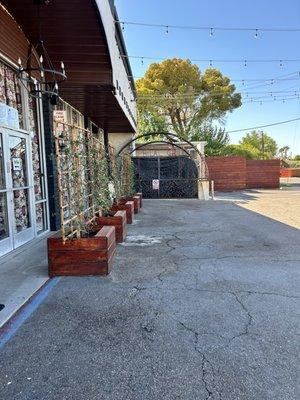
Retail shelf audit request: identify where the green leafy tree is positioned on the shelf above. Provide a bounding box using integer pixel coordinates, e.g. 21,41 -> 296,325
137,109 -> 169,142
239,130 -> 278,159
223,143 -> 260,159
190,125 -> 230,156
294,155 -> 300,161
136,58 -> 242,140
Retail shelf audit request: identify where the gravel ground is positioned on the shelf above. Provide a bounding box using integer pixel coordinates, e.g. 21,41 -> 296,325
0,197 -> 299,400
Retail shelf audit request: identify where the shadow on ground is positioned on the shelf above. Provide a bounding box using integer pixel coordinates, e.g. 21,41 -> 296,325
0,199 -> 299,400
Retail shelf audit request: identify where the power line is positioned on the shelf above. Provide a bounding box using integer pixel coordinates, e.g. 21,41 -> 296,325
117,20 -> 300,34
226,118 -> 300,133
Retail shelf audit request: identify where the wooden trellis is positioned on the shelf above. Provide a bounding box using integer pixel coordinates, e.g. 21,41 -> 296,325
53,120 -> 136,242
54,120 -> 111,242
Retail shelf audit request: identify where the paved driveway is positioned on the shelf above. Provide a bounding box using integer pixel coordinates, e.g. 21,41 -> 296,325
0,198 -> 299,399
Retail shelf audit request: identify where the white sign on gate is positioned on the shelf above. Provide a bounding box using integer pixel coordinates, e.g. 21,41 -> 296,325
152,179 -> 160,190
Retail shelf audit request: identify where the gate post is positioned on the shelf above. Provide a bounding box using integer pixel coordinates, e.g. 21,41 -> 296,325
198,180 -> 210,200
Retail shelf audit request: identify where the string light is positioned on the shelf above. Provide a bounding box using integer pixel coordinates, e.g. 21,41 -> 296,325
210,28 -> 214,37
117,20 -> 300,34
165,25 -> 169,35
254,29 -> 259,38
244,60 -> 247,67
122,54 -> 300,66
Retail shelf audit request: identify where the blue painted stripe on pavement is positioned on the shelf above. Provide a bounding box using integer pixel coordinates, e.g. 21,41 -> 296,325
0,277 -> 61,349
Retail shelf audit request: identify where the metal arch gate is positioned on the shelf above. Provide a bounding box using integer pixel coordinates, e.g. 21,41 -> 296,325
132,156 -> 198,199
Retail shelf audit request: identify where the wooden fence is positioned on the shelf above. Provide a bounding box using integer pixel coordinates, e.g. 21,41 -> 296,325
206,157 -> 280,191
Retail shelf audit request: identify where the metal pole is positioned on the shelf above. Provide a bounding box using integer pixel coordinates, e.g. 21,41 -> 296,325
261,131 -> 265,160
211,180 -> 215,200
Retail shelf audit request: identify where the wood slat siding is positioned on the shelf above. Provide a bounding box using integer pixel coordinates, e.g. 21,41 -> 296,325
246,160 -> 280,189
207,157 -> 280,191
206,157 -> 246,191
0,5 -> 30,64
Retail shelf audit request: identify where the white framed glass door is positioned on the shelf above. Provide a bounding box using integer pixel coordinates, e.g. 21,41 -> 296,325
0,131 -> 13,256
0,127 -> 34,256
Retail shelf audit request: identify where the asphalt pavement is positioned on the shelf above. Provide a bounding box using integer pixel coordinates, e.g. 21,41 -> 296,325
0,197 -> 299,400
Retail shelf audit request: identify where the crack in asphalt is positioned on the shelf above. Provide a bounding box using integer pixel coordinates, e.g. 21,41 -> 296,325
229,293 -> 253,343
176,320 -> 222,400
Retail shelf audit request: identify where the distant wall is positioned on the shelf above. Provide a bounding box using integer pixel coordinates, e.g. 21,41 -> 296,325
206,157 -> 280,191
206,157 -> 246,191
108,132 -> 134,153
246,160 -> 280,189
280,168 -> 300,178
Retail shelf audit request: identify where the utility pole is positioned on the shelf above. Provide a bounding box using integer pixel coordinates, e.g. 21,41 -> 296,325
261,130 -> 265,160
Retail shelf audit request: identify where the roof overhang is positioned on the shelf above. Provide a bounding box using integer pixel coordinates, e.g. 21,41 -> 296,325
1,0 -> 136,133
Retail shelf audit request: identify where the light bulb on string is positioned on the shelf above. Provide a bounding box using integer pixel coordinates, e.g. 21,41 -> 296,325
242,80 -> 245,86
165,25 -> 169,35
244,60 -> 247,67
141,57 -> 144,66
254,29 -> 259,38
122,22 -> 125,32
279,60 -> 283,68
209,60 -> 212,67
39,55 -> 43,64
271,79 -> 274,85
283,99 -> 285,103
209,28 -> 214,37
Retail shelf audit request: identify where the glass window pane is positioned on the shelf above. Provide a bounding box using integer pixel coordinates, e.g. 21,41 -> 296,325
0,61 -> 24,129
35,202 -> 47,234
0,134 -> 5,189
13,189 -> 30,233
9,135 -> 28,188
0,193 -> 9,240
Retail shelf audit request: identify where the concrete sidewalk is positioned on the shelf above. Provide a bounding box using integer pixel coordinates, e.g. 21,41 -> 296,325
0,199 -> 299,399
0,234 -> 50,327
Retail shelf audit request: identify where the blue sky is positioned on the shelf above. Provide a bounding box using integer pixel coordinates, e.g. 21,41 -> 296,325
115,0 -> 300,155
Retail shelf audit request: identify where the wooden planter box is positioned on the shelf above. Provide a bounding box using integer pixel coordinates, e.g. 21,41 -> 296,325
48,226 -> 116,277
92,210 -> 127,243
111,201 -> 134,224
136,192 -> 143,208
132,196 -> 140,213
120,196 -> 140,214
